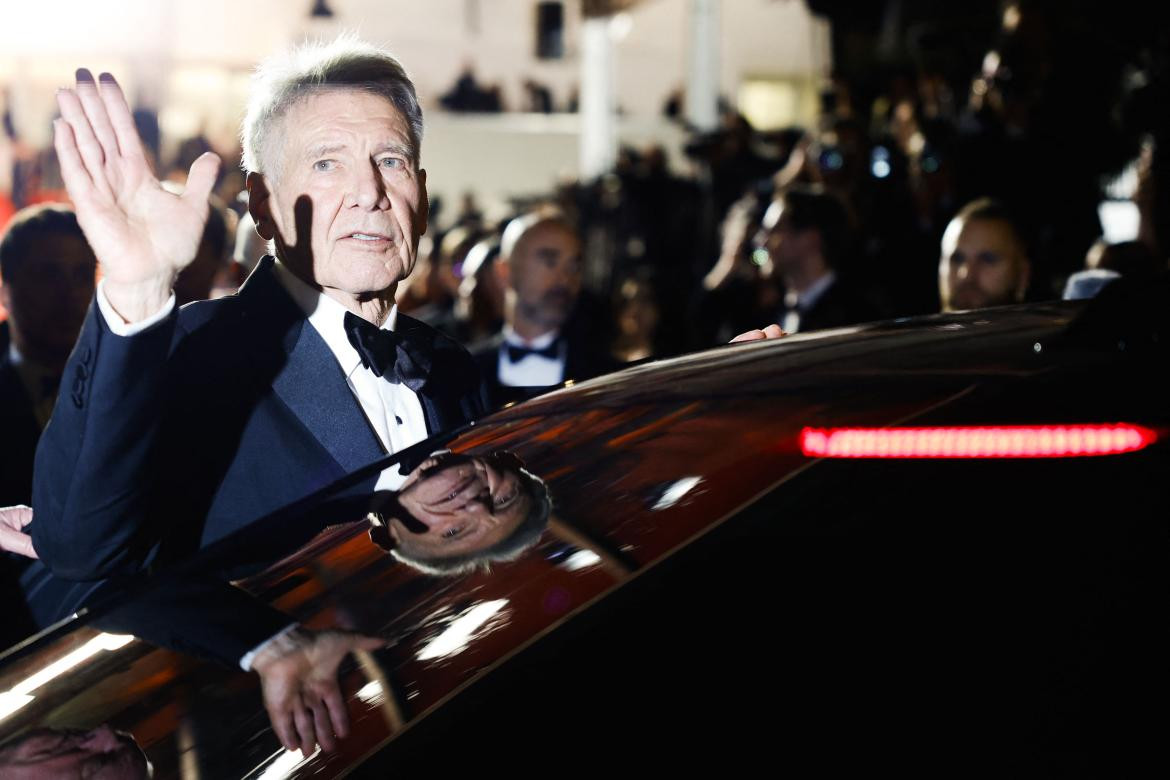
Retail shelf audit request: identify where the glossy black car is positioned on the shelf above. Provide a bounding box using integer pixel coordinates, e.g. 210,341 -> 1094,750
1,277 -> 1167,777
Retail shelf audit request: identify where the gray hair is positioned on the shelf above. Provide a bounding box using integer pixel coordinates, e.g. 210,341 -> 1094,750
240,34 -> 424,178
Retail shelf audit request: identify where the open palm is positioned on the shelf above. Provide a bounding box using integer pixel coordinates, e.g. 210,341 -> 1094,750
54,69 -> 219,318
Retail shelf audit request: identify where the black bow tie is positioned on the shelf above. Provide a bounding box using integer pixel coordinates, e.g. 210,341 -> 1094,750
505,338 -> 561,363
343,311 -> 430,391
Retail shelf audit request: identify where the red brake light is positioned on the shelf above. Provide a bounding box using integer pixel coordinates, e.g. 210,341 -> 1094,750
800,424 -> 1158,459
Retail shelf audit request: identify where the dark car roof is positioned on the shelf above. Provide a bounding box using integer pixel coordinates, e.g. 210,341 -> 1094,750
1,285 -> 1167,775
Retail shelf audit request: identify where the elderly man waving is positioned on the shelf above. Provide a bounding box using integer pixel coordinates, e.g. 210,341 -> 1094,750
25,38 -> 505,754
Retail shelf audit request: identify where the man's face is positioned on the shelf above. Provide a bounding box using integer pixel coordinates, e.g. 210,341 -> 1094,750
250,90 -> 428,300
0,725 -> 149,779
756,199 -> 813,274
939,217 -> 1029,312
0,235 -> 96,361
506,224 -> 582,331
390,453 -> 531,560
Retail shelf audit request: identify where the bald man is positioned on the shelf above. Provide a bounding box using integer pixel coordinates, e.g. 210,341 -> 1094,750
471,210 -> 615,407
939,198 -> 1030,312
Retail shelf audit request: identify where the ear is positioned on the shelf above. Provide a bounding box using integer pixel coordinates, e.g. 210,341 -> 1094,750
495,256 -> 511,289
246,172 -> 277,242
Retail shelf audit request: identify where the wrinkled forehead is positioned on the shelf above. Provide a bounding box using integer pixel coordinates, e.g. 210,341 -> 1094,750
265,87 -> 417,166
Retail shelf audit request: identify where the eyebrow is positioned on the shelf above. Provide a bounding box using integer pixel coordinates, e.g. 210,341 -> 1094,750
304,142 -> 418,163
305,143 -> 346,160
373,143 -> 415,160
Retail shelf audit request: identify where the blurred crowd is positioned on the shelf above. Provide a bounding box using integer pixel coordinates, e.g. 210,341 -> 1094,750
0,2 -> 1166,745
1,3 -> 1168,514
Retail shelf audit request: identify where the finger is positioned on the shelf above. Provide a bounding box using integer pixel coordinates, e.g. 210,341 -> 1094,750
0,505 -> 32,530
321,684 -> 350,741
95,73 -> 146,162
352,634 -> 385,652
181,152 -> 221,214
0,528 -> 37,558
270,706 -> 298,752
309,698 -> 337,752
74,68 -> 121,169
730,329 -> 766,343
762,324 -> 786,339
13,531 -> 36,558
292,703 -> 317,756
55,91 -> 111,198
52,119 -> 97,201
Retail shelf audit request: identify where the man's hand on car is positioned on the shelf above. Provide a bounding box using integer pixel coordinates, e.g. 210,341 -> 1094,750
730,324 -> 788,343
251,627 -> 384,755
0,505 -> 37,559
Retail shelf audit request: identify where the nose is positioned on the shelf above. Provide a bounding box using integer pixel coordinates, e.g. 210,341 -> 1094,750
556,262 -> 580,287
350,159 -> 390,210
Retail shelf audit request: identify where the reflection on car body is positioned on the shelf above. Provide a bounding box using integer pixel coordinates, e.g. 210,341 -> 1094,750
0,277 -> 1167,776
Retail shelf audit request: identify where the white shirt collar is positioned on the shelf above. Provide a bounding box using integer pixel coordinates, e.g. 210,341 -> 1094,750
502,323 -> 560,350
271,260 -> 399,377
783,270 -> 836,313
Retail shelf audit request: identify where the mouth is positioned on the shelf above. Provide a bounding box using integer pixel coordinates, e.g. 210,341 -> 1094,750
341,231 -> 396,247
421,469 -> 483,509
543,289 -> 574,306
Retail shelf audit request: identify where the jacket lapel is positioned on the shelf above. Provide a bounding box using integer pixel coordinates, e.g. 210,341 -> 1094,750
244,257 -> 385,474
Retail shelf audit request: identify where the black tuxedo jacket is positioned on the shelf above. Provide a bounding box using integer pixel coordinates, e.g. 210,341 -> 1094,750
0,322 -> 41,647
470,326 -> 618,409
25,257 -> 488,625
795,277 -> 881,333
0,322 -> 40,507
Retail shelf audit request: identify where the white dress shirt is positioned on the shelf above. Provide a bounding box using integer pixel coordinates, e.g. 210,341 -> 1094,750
498,324 -> 566,386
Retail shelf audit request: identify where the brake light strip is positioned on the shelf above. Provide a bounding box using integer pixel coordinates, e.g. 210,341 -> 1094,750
799,424 -> 1158,458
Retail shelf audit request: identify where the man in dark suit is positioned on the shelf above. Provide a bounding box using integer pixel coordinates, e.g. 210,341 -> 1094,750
23,40 -> 505,753
754,186 -> 878,333
471,210 -> 616,407
0,205 -> 96,508
0,205 -> 96,649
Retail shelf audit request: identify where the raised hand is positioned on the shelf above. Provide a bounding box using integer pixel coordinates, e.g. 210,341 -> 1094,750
53,69 -> 220,322
252,627 -> 384,755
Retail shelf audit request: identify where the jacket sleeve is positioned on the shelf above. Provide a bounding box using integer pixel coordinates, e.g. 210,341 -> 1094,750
31,300 -> 181,581
94,571 -> 297,668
